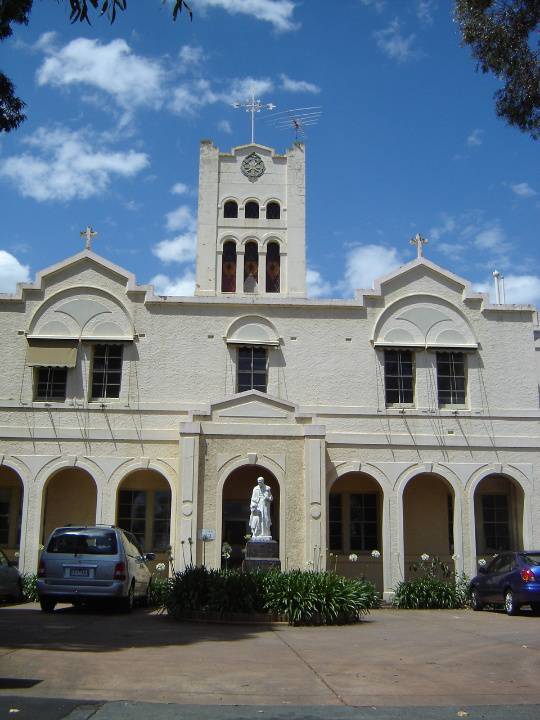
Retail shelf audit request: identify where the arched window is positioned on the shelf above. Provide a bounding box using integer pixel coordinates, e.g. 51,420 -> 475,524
244,241 -> 259,293
224,200 -> 238,219
245,201 -> 260,219
221,241 -> 237,292
266,201 -> 280,220
266,241 -> 280,293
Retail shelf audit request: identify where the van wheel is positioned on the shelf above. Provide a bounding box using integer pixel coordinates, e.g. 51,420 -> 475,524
140,581 -> 151,608
120,584 -> 135,613
40,598 -> 56,613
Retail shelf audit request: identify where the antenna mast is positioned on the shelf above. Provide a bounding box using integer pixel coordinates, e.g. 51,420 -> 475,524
266,106 -> 322,139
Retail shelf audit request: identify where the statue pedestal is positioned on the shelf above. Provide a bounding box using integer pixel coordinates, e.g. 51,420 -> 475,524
243,539 -> 281,572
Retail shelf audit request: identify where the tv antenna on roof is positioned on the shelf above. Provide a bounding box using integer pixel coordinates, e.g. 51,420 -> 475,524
266,106 -> 322,139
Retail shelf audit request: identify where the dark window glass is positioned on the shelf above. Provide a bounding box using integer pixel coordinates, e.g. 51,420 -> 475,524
0,488 -> 9,545
118,490 -> 147,548
482,495 -> 510,552
223,200 -> 238,219
350,494 -> 378,551
437,352 -> 466,405
384,350 -> 414,405
221,241 -> 237,292
266,202 -> 280,220
245,201 -> 259,219
35,367 -> 67,401
91,344 -> 123,399
238,347 -> 267,393
47,530 -> 118,555
329,493 -> 342,551
266,242 -> 280,293
244,241 -> 259,292
153,490 -> 171,551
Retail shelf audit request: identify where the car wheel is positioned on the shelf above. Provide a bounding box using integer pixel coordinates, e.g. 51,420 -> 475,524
470,587 -> 484,611
504,589 -> 520,616
530,602 -> 540,616
120,583 -> 135,613
39,597 -> 56,613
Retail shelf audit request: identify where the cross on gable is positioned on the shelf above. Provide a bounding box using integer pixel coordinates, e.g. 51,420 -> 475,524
80,226 -> 98,251
410,233 -> 428,258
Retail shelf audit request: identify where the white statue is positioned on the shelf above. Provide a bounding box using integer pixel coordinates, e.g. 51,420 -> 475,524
249,476 -> 273,541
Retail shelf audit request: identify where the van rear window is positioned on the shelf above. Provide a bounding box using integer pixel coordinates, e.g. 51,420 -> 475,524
520,553 -> 540,566
47,531 -> 118,555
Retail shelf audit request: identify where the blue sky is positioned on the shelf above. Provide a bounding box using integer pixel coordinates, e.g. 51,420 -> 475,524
0,0 -> 538,303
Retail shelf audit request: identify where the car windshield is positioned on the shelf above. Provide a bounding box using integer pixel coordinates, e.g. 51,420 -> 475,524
520,553 -> 540,566
47,530 -> 118,555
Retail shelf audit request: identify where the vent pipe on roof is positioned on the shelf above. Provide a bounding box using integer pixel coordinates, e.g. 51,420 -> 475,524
492,270 -> 506,304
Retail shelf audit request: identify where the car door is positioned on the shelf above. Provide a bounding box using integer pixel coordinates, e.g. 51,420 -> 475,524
485,554 -> 513,603
125,532 -> 148,595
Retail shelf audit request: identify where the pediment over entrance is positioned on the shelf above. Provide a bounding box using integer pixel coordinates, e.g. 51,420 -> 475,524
206,391 -> 299,423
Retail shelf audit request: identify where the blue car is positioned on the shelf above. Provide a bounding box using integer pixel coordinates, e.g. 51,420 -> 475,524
469,551 -> 540,615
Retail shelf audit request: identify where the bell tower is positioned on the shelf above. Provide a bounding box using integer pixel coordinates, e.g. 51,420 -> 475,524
195,140 -> 306,298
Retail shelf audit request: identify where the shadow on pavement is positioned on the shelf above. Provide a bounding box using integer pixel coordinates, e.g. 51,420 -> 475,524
0,604 -> 273,653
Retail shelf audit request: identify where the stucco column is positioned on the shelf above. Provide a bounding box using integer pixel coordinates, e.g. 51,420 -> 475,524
236,249 -> 244,294
453,492 -> 465,576
393,493 -> 405,593
178,422 -> 201,569
20,480 -> 43,573
304,426 -> 326,570
382,493 -> 393,601
258,250 -> 267,294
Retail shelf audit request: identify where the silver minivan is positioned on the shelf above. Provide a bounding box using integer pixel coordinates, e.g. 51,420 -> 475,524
37,525 -> 155,612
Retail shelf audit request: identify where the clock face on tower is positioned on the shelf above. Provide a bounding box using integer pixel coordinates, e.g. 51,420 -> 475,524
241,152 -> 266,181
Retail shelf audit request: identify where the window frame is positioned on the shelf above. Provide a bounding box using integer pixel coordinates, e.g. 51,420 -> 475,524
237,346 -> 268,393
436,351 -> 467,407
481,493 -> 511,553
90,343 -> 123,401
33,366 -> 68,402
244,201 -> 260,220
223,200 -> 238,219
265,201 -> 280,220
384,349 -> 415,406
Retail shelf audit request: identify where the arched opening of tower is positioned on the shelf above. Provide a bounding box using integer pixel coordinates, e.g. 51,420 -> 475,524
244,241 -> 259,293
221,241 -> 237,292
266,241 -> 280,293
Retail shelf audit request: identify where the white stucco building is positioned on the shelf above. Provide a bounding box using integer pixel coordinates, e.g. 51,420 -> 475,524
1,139 -> 539,600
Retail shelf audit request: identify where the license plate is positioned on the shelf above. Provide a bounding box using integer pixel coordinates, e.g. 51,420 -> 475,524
70,568 -> 89,577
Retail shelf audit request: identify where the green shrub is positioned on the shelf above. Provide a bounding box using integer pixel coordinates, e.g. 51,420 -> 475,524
165,566 -> 376,625
392,556 -> 469,609
148,577 -> 171,607
21,572 -> 39,602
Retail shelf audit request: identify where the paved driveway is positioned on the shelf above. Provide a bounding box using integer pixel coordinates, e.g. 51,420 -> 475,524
0,603 -> 539,707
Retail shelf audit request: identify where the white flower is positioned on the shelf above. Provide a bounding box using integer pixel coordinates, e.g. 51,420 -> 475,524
14,551 -> 20,558
478,558 -> 487,567
305,561 -> 313,567
371,549 -> 381,559
451,554 -> 460,561
155,562 -> 166,572
420,553 -> 430,562
349,553 -> 358,562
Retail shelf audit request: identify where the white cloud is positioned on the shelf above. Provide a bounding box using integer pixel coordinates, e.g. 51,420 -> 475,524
429,214 -> 456,241
171,182 -> 189,195
165,205 -> 196,233
280,74 -> 320,94
152,233 -> 197,264
194,0 -> 299,31
467,128 -> 483,147
150,271 -> 196,296
170,79 -> 220,115
511,182 -> 537,198
36,37 -> 164,116
306,269 -> 332,298
474,225 -> 507,252
342,244 -> 402,295
229,76 -> 274,101
359,0 -> 386,12
218,119 -> 233,134
0,251 -> 30,293
374,20 -> 416,63
0,126 -> 149,202
416,0 -> 436,25
179,45 -> 205,66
